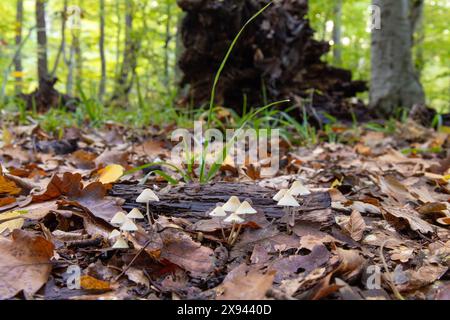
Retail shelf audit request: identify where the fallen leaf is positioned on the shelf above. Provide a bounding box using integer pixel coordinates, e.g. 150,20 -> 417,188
269,245 -> 331,283
344,210 -> 366,241
383,206 -> 434,234
98,164 -> 124,184
398,265 -> 447,292
0,230 -> 54,299
378,175 -> 414,204
218,266 -> 275,300
160,229 -> 215,277
80,275 -> 111,290
0,211 -> 24,233
0,166 -> 21,196
32,172 -> 82,202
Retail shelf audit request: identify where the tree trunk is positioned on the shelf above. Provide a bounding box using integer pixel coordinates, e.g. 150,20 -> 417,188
112,0 -> 137,104
14,0 -> 24,95
50,0 -> 68,78
370,0 -> 425,115
410,0 -> 425,77
99,0 -> 106,101
332,0 -> 343,66
36,0 -> 49,89
74,1 -> 83,93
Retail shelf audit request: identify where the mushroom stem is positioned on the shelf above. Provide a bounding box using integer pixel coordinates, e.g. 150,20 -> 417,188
219,221 -> 226,241
230,224 -> 242,245
286,208 -> 293,235
146,202 -> 155,226
228,223 -> 236,244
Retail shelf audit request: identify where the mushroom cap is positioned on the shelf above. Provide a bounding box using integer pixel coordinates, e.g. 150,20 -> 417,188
223,213 -> 245,224
112,237 -> 129,249
120,218 -> 138,232
108,229 -> 121,239
235,201 -> 257,215
111,211 -> 127,225
273,189 -> 289,202
288,181 -> 311,196
277,193 -> 300,207
136,188 -> 159,203
127,208 -> 145,219
209,206 -> 227,217
222,196 -> 241,212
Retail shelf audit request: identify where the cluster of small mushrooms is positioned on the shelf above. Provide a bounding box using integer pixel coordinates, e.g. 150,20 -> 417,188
273,180 -> 311,232
108,188 -> 160,249
209,196 -> 257,245
106,181 -> 310,249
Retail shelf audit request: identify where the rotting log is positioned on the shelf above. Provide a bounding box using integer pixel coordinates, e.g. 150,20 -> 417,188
176,0 -> 368,123
111,182 -> 332,222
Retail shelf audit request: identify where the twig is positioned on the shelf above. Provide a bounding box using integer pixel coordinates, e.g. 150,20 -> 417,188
379,239 -> 405,300
113,239 -> 152,282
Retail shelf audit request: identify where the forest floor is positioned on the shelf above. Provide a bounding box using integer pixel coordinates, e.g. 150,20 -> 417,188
0,117 -> 450,300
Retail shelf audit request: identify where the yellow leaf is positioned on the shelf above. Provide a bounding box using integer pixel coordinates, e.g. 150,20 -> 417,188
443,175 -> 450,182
98,164 -> 124,184
80,275 -> 111,290
0,211 -> 25,233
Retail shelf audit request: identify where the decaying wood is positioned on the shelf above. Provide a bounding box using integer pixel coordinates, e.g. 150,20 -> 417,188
111,182 -> 331,221
177,0 -> 367,122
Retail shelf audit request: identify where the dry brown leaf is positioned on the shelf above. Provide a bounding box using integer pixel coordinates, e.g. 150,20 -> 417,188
0,166 -> 21,196
378,175 -> 414,204
218,267 -> 275,300
383,206 -> 434,234
32,172 -> 82,202
0,230 -> 54,299
69,182 -> 124,222
398,265 -> 447,292
160,229 -> 215,277
334,247 -> 366,280
344,210 -> 366,241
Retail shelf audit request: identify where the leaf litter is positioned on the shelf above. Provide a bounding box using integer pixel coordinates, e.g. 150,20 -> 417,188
0,119 -> 449,300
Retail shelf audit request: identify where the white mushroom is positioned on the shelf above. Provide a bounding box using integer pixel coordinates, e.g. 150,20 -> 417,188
108,229 -> 121,239
222,196 -> 241,212
235,201 -> 257,215
209,206 -> 227,217
127,208 -> 145,220
288,180 -> 311,196
120,218 -> 138,232
277,193 -> 300,207
224,213 -> 245,224
136,188 -> 160,225
273,189 -> 289,202
209,204 -> 227,240
112,237 -> 129,249
111,212 -> 127,225
277,193 -> 300,233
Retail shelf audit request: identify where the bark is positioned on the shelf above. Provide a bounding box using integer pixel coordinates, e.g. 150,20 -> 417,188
111,0 -> 137,103
410,0 -> 425,77
177,0 -> 367,122
36,0 -> 49,88
332,0 -> 343,66
111,182 -> 331,223
50,0 -> 68,78
370,0 -> 425,115
163,0 -> 173,88
14,0 -> 24,95
99,0 -> 106,100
